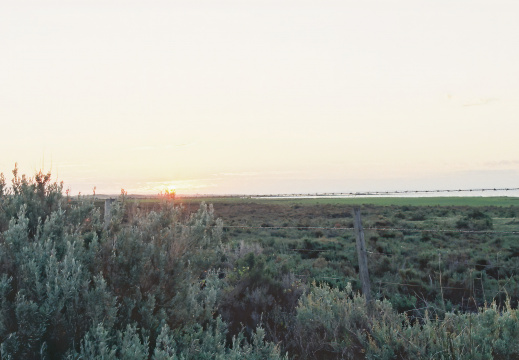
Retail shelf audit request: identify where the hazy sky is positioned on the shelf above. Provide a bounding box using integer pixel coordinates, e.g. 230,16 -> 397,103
2,0 -> 518,195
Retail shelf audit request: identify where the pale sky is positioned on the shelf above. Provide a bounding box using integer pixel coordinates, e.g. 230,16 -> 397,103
2,0 -> 519,195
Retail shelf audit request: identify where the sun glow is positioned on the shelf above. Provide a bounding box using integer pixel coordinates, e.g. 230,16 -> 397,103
161,183 -> 177,197
130,179 -> 216,195
155,182 -> 177,193
156,183 -> 177,200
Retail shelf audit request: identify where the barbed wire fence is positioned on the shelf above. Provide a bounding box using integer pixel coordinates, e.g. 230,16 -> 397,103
224,223 -> 519,286
120,186 -> 519,319
243,187 -> 517,318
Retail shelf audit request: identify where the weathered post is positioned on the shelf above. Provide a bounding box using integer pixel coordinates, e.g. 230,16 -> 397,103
353,207 -> 372,303
104,198 -> 115,228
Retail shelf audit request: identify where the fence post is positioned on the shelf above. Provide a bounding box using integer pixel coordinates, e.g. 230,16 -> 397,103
353,207 -> 372,303
104,198 -> 115,228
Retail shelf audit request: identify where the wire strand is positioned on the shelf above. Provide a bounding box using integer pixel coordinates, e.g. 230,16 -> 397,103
222,224 -> 519,235
244,187 -> 519,198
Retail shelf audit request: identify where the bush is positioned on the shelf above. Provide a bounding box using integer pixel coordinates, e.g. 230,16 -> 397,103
456,210 -> 493,230
0,168 -> 287,358
289,282 -> 396,359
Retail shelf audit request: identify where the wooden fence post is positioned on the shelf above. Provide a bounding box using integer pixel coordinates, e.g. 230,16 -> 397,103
353,207 -> 372,303
104,198 -> 115,228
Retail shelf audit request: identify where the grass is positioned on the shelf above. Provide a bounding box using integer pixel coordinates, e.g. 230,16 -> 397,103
259,196 -> 519,207
140,196 -> 519,207
106,194 -> 519,312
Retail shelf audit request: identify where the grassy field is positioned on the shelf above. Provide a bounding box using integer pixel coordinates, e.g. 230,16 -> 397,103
107,195 -> 519,312
145,195 -> 519,312
141,195 -> 519,207
255,196 -> 519,207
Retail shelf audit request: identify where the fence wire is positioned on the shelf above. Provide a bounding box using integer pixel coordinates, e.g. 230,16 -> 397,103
222,224 -> 519,235
247,187 -> 519,198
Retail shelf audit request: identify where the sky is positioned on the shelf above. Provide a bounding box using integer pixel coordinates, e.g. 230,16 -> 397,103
1,0 -> 519,195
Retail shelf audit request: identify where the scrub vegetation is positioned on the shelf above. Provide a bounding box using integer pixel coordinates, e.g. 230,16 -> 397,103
1,167 -> 519,359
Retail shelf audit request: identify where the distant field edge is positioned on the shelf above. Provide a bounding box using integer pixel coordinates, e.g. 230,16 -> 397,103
135,196 -> 519,207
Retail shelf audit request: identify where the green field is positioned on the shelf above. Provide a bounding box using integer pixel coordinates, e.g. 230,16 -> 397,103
154,195 -> 519,207
256,196 -> 519,207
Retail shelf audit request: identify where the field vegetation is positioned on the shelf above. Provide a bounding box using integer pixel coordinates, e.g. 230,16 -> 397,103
1,167 -> 519,359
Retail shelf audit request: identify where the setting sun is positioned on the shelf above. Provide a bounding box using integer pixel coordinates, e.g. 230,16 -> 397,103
158,182 -> 177,196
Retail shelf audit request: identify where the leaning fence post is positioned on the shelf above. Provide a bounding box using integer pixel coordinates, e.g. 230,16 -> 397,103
353,207 -> 372,303
104,198 -> 115,228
